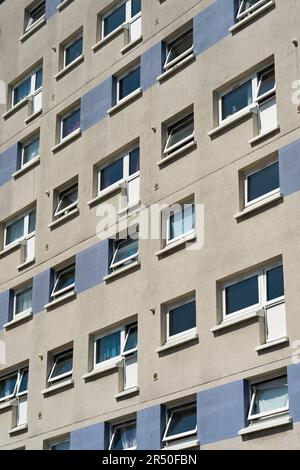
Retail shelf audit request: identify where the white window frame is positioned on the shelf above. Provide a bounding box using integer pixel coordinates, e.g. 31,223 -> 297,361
63,35 -> 83,69
60,107 -> 81,142
110,236 -> 139,271
164,114 -> 194,155
48,350 -> 73,385
13,285 -> 33,319
98,146 -> 140,195
247,376 -> 288,422
0,368 -> 28,403
102,0 -> 141,39
236,0 -> 270,21
166,297 -> 196,342
25,0 -> 46,32
122,323 -> 138,356
51,265 -> 76,301
4,209 -> 36,249
166,203 -> 195,245
162,403 -> 197,444
244,159 -> 279,208
21,135 -> 40,169
116,65 -> 140,104
94,323 -> 138,368
222,262 -> 284,321
54,185 -> 78,219
164,29 -> 193,71
108,420 -> 137,451
12,67 -> 43,108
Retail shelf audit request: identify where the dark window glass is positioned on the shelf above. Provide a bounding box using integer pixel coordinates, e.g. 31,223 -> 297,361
62,109 -> 80,138
247,162 -> 279,202
65,38 -> 83,66
96,331 -> 120,363
35,68 -> 43,90
104,3 -> 126,36
129,148 -> 140,175
119,67 -> 140,100
267,265 -> 284,301
222,80 -> 252,120
29,211 -> 36,233
101,158 -> 123,190
169,300 -> 196,337
226,275 -> 259,315
167,406 -> 196,438
131,0 -> 141,16
13,77 -> 31,105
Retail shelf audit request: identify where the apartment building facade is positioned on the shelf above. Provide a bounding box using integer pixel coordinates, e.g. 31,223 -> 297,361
0,0 -> 300,450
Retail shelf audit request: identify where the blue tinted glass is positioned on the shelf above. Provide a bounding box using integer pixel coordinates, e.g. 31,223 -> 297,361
6,218 -> 24,245
129,148 -> 140,175
132,0 -> 141,16
101,158 -> 123,190
52,352 -> 73,377
29,211 -> 36,233
97,331 -> 120,363
62,109 -> 80,138
35,69 -> 43,90
267,266 -> 284,301
19,369 -> 29,393
248,162 -> 279,202
226,275 -> 259,315
65,38 -> 83,66
104,4 -> 126,36
167,406 -> 196,437
0,375 -> 17,399
222,80 -> 252,120
114,238 -> 138,264
119,67 -> 140,100
14,77 -> 31,105
55,268 -> 75,292
169,301 -> 196,337
23,138 -> 39,165
124,325 -> 138,352
51,441 -> 70,451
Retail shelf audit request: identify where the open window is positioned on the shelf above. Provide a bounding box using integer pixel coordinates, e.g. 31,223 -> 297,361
236,0 -> 272,22
163,403 -> 197,447
166,203 -> 195,245
108,420 -> 137,450
48,350 -> 73,386
164,29 -> 193,72
51,265 -> 76,301
247,375 -> 288,423
164,114 -> 194,156
110,235 -> 139,272
54,184 -> 78,220
24,1 -> 45,33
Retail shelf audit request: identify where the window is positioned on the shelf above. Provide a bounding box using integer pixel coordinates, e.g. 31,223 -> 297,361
223,264 -> 286,343
48,350 -> 73,385
20,135 -> 40,169
50,439 -> 70,451
164,29 -> 193,71
244,160 -> 279,207
163,403 -> 197,446
110,236 -> 138,271
25,1 -> 45,32
54,184 -> 78,219
60,107 -> 81,141
117,66 -> 140,103
13,286 -> 32,318
248,376 -> 288,422
102,0 -> 141,43
0,368 -> 29,427
4,210 -> 36,248
64,36 -> 83,68
166,203 -> 195,244
164,114 -> 194,155
109,421 -> 137,450
236,0 -> 271,21
167,298 -> 196,341
51,265 -> 76,301
12,67 -> 43,107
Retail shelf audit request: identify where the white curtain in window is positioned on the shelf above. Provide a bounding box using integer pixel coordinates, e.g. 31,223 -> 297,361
121,425 -> 136,449
256,386 -> 288,414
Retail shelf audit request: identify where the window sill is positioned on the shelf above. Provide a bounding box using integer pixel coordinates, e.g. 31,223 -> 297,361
0,241 -> 22,258
207,106 -> 253,138
82,358 -> 123,382
48,208 -> 79,230
115,386 -> 139,400
19,16 -> 46,42
229,0 -> 275,34
2,98 -> 29,120
156,233 -> 197,258
25,108 -> 43,125
12,157 -> 40,179
42,379 -> 74,397
87,184 -> 123,207
120,36 -> 143,54
248,125 -> 280,145
9,424 -> 28,435
234,192 -> 283,220
108,88 -> 143,116
55,55 -> 84,80
239,415 -> 292,436
156,331 -> 199,354
51,128 -> 82,153
57,0 -> 74,11
163,439 -> 200,451
92,25 -> 125,52
211,309 -> 263,333
158,140 -> 197,167
157,54 -> 196,83
103,261 -> 140,283
255,336 -> 289,353
3,310 -> 33,329
18,257 -> 35,271
0,399 -> 16,412
44,291 -> 76,310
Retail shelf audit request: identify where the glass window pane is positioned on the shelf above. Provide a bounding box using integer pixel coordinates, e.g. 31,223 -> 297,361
183,204 -> 195,234
6,218 -> 24,245
29,211 -> 36,233
65,38 -> 83,66
96,331 -> 120,363
222,80 -> 252,120
55,268 -> 75,292
124,325 -> 138,352
13,77 -> 31,105
257,68 -> 275,97
111,423 -> 136,450
167,31 -> 193,65
225,275 -> 259,315
239,0 -> 262,15
57,186 -> 78,212
131,0 -> 141,17
18,369 -> 29,394
28,2 -> 45,25
167,115 -> 194,149
104,3 -> 126,36
247,162 -> 279,202
62,109 -> 80,139
51,441 -> 70,451
167,406 -> 197,438
101,158 -> 123,190
169,300 -> 196,337
0,374 -> 18,399
170,209 -> 184,240
253,378 -> 288,415
52,352 -> 73,378
119,67 -> 140,100
113,238 -> 138,264
129,148 -> 140,175
15,288 -> 32,315
35,68 -> 43,90
267,265 -> 284,301
23,138 -> 40,165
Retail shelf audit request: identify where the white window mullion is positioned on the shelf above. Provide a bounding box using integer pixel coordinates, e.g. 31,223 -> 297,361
123,153 -> 130,180
126,0 -> 131,21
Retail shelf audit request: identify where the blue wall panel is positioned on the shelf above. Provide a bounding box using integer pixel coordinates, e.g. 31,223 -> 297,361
45,0 -> 60,19
279,139 -> 300,197
32,269 -> 52,315
0,144 -> 18,187
141,43 -> 163,91
70,422 -> 109,450
75,239 -> 109,294
81,78 -> 113,132
0,290 -> 12,329
137,405 -> 166,450
288,363 -> 300,423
